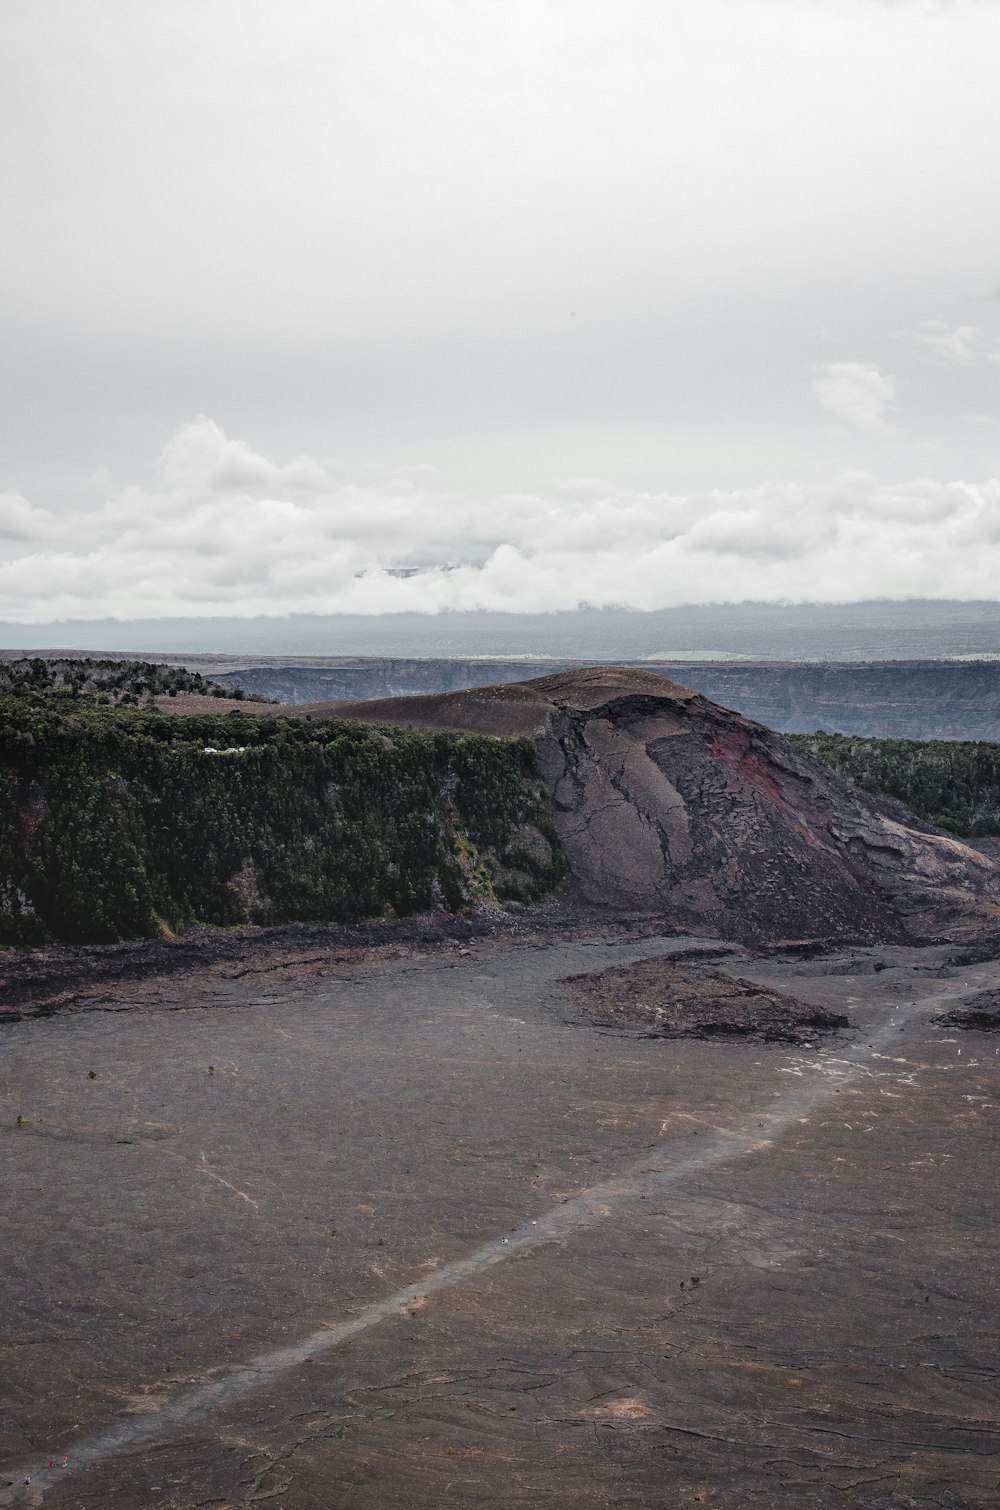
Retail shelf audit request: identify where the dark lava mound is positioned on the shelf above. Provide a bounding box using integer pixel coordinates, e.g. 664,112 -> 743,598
935,990 -> 1000,1032
562,957 -> 848,1043
314,666 -> 1000,945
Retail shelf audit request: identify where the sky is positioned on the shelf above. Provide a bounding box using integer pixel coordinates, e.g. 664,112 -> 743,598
2,0 -> 1000,623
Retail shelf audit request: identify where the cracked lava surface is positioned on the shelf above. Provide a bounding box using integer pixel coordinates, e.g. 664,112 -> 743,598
2,932 -> 1000,1508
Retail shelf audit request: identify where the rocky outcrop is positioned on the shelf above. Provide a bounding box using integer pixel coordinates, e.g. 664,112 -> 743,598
321,667 -> 1000,944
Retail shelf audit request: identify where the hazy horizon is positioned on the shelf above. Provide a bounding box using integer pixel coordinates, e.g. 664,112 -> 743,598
3,599 -> 1000,664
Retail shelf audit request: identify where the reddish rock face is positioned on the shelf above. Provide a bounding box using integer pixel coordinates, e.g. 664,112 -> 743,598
313,666 -> 1000,945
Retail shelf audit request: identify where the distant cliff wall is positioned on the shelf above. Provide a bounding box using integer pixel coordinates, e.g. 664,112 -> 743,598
656,662 -> 1000,741
212,659 -> 581,706
214,659 -> 1000,741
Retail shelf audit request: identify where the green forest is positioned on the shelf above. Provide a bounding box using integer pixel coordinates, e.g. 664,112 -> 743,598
790,731 -> 1000,838
0,656 -> 264,707
0,699 -> 563,946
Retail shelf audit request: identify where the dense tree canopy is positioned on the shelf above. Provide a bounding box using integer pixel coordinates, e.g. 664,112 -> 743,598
0,700 -> 562,944
790,732 -> 1000,838
0,657 -> 262,707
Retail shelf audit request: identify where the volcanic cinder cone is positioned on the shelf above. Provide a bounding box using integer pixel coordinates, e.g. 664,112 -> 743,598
308,667 -> 1000,945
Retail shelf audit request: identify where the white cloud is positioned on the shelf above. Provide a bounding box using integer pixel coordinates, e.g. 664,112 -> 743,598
812,362 -> 899,435
0,493 -> 54,543
2,419 -> 1000,621
908,319 -> 1000,367
910,320 -> 982,366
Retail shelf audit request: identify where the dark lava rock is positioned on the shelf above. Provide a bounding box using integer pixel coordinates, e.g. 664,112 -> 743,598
561,956 -> 850,1044
0,908 -> 546,1023
935,989 -> 1000,1032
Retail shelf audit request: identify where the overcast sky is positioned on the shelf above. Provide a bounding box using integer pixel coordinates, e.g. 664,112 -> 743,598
3,0 -> 1000,621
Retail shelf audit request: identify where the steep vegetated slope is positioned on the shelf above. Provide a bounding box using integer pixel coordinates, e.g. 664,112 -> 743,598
318,667 -> 1000,944
0,701 -> 561,944
790,731 -> 1000,838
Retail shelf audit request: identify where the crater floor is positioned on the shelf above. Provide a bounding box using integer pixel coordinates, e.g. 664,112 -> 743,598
2,933 -> 999,1508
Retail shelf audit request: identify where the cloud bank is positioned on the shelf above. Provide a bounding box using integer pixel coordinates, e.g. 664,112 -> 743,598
2,419 -> 1000,621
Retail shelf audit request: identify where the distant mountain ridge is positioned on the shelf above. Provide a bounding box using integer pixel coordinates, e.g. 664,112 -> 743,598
2,598 -> 1000,660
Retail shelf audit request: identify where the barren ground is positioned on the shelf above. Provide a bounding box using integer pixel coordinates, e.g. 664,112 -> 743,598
2,930 -> 1000,1508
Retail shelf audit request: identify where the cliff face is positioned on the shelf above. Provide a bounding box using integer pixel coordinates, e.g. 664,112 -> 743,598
325,668 -> 1000,944
650,661 -> 1000,741
212,659 -> 580,706
209,657 -> 1000,741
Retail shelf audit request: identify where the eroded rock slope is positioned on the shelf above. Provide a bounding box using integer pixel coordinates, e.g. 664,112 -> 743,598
318,667 -> 1000,943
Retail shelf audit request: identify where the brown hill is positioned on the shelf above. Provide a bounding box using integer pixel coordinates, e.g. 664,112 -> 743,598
301,666 -> 1000,944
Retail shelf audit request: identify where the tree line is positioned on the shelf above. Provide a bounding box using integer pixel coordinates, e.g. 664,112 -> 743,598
0,657 -> 265,707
